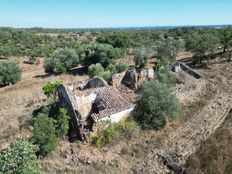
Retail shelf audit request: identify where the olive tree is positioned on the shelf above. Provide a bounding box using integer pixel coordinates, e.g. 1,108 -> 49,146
44,48 -> 79,73
186,33 -> 219,66
156,36 -> 182,61
219,27 -> 232,61
134,48 -> 148,68
79,43 -> 122,68
88,63 -> 111,81
0,139 -> 42,174
0,61 -> 21,87
219,27 -> 232,53
134,80 -> 180,129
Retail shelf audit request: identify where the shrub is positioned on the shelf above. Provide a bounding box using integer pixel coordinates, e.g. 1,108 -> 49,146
88,63 -> 111,81
32,113 -> 58,156
88,63 -> 104,78
157,68 -> 176,88
156,57 -> 172,71
42,80 -> 63,98
0,61 -> 21,87
55,108 -> 69,137
108,62 -> 128,74
93,119 -> 139,147
134,48 -> 148,68
0,139 -> 42,174
44,48 -> 79,73
134,80 -> 180,129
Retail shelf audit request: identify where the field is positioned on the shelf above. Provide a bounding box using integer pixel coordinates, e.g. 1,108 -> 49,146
1,53 -> 231,173
0,26 -> 232,174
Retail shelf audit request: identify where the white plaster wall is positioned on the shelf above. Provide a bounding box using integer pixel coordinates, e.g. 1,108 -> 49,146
99,105 -> 135,123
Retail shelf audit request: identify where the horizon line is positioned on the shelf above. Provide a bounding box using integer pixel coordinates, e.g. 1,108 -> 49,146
0,24 -> 231,30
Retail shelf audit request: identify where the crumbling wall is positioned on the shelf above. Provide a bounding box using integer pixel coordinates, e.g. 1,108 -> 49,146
57,85 -> 82,139
85,77 -> 108,89
111,71 -> 126,87
121,68 -> 138,89
172,63 -> 203,79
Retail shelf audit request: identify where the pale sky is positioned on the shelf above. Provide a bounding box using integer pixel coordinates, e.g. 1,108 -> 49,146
0,0 -> 231,28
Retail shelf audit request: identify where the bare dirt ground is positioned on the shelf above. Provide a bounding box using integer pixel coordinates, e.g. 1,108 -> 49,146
1,55 -> 232,174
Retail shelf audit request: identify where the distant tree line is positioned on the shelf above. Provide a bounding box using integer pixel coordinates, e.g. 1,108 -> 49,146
0,26 -> 231,87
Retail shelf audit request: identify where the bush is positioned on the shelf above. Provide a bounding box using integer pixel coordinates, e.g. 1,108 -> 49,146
88,63 -> 111,81
44,48 -> 79,73
134,80 -> 180,129
93,119 -> 139,147
157,68 -> 176,88
32,113 -> 58,156
0,61 -> 21,87
108,62 -> 128,74
88,63 -> 104,78
156,57 -> 172,71
42,80 -> 63,98
134,48 -> 148,68
0,139 -> 42,174
55,108 -> 69,137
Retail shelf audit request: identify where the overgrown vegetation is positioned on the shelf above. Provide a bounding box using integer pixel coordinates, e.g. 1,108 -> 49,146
0,61 -> 21,87
0,139 -> 42,174
55,108 -> 69,138
88,63 -> 111,81
32,113 -> 58,156
156,57 -> 176,88
134,48 -> 148,68
42,80 -> 63,99
93,119 -> 139,148
108,62 -> 128,74
134,80 -> 180,129
32,80 -> 69,156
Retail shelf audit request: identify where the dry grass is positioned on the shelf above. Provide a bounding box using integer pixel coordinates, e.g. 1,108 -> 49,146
186,111 -> 232,174
0,58 -> 88,150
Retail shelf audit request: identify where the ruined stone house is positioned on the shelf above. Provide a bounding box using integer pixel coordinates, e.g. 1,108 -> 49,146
57,83 -> 135,140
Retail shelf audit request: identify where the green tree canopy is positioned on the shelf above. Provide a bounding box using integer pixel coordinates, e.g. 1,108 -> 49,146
88,63 -> 111,81
44,47 -> 79,73
135,80 -> 180,129
0,61 -> 21,87
96,32 -> 132,48
186,32 -> 219,65
42,80 -> 63,99
32,113 -> 58,156
219,27 -> 232,53
78,43 -> 123,68
0,139 -> 42,174
156,36 -> 182,61
134,48 -> 148,68
55,108 -> 69,137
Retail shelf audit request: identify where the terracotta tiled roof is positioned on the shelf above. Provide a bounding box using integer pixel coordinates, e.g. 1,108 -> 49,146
91,86 -> 133,120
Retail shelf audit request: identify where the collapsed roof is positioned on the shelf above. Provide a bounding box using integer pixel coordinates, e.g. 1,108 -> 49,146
57,83 -> 134,140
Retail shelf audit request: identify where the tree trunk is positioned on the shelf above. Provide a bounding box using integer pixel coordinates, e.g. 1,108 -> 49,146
223,46 -> 226,53
228,51 -> 232,62
206,55 -> 210,69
